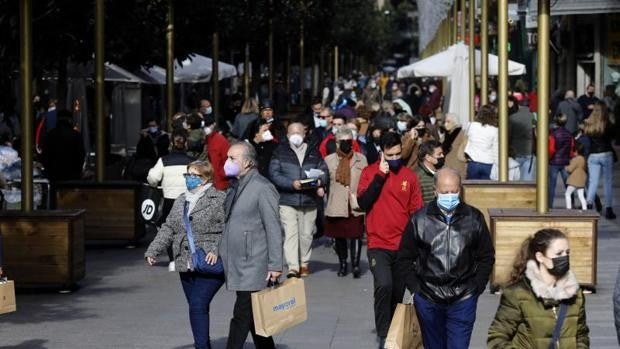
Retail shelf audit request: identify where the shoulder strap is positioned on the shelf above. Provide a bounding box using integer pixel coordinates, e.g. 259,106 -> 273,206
183,201 -> 197,254
548,302 -> 568,349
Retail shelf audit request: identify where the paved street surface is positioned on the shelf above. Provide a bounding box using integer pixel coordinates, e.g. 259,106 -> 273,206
1,156 -> 619,348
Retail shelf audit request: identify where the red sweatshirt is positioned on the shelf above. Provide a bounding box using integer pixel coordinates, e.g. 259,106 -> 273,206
205,132 -> 230,190
357,162 -> 423,251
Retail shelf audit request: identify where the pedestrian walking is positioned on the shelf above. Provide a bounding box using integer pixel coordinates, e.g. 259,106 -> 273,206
357,131 -> 423,349
415,140 -> 445,204
219,142 -> 283,349
548,114 -> 573,208
564,142 -> 588,210
487,229 -> 589,348
324,128 -> 368,278
145,160 -> 226,349
268,122 -> 327,278
464,105 -> 499,180
584,102 -> 616,219
397,168 -> 495,349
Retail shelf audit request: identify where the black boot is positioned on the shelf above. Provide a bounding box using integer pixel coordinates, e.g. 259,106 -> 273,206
335,238 -> 348,276
351,239 -> 362,278
606,207 -> 617,220
595,195 -> 603,213
337,258 -> 348,277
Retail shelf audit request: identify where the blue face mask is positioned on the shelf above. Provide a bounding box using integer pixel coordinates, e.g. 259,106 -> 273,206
437,193 -> 460,212
185,175 -> 203,191
386,159 -> 402,171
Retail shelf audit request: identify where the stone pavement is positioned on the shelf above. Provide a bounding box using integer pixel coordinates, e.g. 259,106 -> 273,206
1,158 -> 619,348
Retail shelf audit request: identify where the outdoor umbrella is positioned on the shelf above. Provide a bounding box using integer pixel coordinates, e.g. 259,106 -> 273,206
396,43 -> 526,127
136,53 -> 238,84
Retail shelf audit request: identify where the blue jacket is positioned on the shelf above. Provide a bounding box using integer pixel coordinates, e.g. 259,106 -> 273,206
268,142 -> 328,208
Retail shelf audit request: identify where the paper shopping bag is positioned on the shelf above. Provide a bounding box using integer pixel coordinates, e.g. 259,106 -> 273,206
251,277 -> 307,337
0,279 -> 16,315
385,302 -> 423,349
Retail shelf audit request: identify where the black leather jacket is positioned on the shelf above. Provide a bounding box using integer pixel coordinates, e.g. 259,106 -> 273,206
397,200 -> 495,304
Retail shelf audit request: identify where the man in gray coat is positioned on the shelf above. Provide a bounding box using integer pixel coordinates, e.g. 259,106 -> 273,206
556,90 -> 583,134
219,141 -> 283,349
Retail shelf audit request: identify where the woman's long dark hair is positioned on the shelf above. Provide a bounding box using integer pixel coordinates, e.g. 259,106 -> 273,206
508,228 -> 567,285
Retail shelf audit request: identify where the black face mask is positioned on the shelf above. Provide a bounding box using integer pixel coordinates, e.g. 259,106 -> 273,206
548,255 -> 570,278
339,139 -> 353,154
435,157 -> 445,169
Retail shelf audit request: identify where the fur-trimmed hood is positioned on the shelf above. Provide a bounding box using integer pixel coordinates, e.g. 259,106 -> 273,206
525,260 -> 579,301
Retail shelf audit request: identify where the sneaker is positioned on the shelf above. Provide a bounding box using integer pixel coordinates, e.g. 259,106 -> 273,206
300,265 -> 310,277
168,261 -> 176,272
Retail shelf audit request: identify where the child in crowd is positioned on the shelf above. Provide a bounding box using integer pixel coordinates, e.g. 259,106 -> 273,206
565,142 -> 588,210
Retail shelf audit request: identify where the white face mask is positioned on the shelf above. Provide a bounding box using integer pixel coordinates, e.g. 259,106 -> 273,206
318,119 -> 328,128
204,126 -> 213,136
351,130 -> 358,139
489,94 -> 497,103
288,134 -> 304,147
397,121 -> 408,132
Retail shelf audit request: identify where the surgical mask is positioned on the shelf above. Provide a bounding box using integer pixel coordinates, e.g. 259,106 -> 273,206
435,157 -> 445,169
262,130 -> 274,141
332,126 -> 341,134
397,121 -> 408,132
288,134 -> 304,147
148,126 -> 158,134
351,130 -> 358,139
489,94 -> 497,103
202,106 -> 213,115
548,255 -> 570,278
204,126 -> 213,136
437,192 -> 460,212
224,159 -> 241,177
182,121 -> 189,129
339,139 -> 353,154
318,119 -> 328,128
266,117 -> 274,124
185,175 -> 203,191
386,159 -> 402,171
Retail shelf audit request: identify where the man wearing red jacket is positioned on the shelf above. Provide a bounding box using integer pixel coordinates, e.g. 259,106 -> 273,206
203,115 -> 230,190
357,131 -> 423,349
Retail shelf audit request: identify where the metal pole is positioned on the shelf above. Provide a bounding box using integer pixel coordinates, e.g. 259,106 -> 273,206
95,0 -> 105,183
497,0 -> 509,182
468,0 -> 475,121
480,0 -> 489,106
244,42 -> 250,99
536,0 -> 550,213
212,32 -> 220,122
319,46 -> 325,92
460,0 -> 466,42
286,45 -> 291,107
166,0 -> 174,130
299,23 -> 305,106
268,18 -> 274,100
19,0 -> 33,211
452,1 -> 458,43
334,46 -> 339,82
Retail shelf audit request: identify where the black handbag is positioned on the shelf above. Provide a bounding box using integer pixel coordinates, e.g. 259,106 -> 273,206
183,201 -> 224,275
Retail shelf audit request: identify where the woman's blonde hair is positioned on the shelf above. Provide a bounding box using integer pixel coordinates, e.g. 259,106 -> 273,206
187,160 -> 214,182
241,98 -> 259,114
583,101 -> 608,136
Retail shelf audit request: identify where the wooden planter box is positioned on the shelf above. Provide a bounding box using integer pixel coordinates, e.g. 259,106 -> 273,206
462,180 -> 537,228
0,210 -> 86,288
55,181 -> 145,244
489,208 -> 599,291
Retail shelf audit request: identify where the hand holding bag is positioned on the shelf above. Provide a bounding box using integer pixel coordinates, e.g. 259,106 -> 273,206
0,277 -> 16,315
183,201 -> 224,275
385,295 -> 423,349
251,278 -> 308,337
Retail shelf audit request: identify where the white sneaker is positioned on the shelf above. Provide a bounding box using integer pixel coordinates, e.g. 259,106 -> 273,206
168,261 -> 176,272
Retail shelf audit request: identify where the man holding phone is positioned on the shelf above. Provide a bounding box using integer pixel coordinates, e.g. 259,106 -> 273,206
357,131 -> 423,349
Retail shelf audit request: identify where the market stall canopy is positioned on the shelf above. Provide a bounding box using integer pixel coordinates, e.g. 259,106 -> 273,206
396,43 -> 526,79
104,63 -> 148,83
135,53 -> 238,84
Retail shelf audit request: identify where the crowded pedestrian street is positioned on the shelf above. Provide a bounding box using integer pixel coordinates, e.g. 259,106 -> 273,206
1,161 -> 619,348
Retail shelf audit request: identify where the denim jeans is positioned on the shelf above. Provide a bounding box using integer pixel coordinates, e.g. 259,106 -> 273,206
180,272 -> 225,349
548,164 -> 568,208
587,152 -> 614,208
514,155 -> 536,181
466,161 -> 493,180
415,294 -> 478,349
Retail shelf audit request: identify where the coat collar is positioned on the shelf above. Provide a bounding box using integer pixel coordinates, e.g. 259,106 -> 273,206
525,260 -> 579,301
